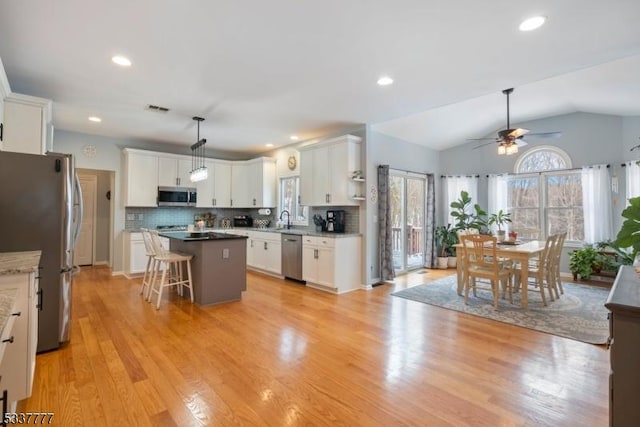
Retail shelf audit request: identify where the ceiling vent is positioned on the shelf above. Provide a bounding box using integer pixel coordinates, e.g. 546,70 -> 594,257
145,104 -> 170,113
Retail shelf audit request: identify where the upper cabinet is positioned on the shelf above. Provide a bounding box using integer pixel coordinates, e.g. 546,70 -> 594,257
196,159 -> 232,208
0,57 -> 10,151
1,93 -> 52,155
231,157 -> 276,208
299,134 -> 362,206
158,156 -> 193,187
123,149 -> 159,207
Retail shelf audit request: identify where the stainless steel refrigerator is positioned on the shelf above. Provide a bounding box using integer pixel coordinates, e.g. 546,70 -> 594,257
0,151 -> 83,352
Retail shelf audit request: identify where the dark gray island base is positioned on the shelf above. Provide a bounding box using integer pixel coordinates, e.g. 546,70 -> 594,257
159,232 -> 248,305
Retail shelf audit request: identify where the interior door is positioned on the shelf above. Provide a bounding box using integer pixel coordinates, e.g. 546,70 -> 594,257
74,174 -> 97,266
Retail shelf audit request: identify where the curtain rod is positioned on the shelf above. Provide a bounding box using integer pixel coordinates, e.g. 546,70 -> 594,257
440,174 -> 480,178
387,167 -> 431,177
484,164 -> 610,177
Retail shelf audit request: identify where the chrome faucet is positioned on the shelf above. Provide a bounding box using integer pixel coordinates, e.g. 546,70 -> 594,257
279,210 -> 291,229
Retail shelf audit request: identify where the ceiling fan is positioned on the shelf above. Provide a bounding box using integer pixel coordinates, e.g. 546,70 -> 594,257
470,88 -> 562,155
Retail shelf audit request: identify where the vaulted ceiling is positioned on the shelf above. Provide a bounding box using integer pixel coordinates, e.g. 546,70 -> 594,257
1,0 -> 639,154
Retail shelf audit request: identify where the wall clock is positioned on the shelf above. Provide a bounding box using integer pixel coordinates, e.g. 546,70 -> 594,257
82,144 -> 96,158
287,155 -> 297,171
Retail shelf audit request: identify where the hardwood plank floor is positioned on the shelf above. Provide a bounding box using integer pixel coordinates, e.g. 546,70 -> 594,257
19,266 -> 609,426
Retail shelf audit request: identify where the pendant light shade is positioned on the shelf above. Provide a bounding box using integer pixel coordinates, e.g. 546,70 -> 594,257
190,116 -> 208,182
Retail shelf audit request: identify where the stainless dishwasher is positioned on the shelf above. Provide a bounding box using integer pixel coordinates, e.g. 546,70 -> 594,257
281,233 -> 304,282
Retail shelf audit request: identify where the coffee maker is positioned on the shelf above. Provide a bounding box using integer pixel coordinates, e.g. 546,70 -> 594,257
326,210 -> 346,233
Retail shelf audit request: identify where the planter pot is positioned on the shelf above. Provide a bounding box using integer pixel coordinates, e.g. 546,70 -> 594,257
447,257 -> 457,268
437,257 -> 449,269
496,230 -> 506,242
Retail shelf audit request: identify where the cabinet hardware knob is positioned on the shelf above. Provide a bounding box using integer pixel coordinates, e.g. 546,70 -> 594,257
11,312 -> 20,317
2,336 -> 14,344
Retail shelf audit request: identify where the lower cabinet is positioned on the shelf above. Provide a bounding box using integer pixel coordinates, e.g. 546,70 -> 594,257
0,270 -> 39,408
302,235 -> 361,293
124,232 -> 168,278
605,266 -> 640,426
246,231 -> 281,275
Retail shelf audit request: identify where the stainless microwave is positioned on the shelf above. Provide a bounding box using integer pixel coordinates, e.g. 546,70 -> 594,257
157,186 -> 197,207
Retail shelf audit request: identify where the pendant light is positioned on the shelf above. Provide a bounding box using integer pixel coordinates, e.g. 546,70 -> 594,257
190,116 -> 208,182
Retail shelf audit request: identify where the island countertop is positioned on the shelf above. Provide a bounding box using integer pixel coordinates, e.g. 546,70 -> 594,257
0,251 -> 42,276
159,231 -> 249,241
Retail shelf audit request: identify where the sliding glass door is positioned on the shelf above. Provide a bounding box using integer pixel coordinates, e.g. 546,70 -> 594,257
389,171 -> 426,273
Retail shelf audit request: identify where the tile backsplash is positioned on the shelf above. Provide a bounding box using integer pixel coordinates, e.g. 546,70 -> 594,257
125,205 -> 360,233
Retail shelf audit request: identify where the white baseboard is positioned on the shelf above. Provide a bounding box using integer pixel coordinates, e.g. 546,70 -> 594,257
111,270 -> 124,277
93,261 -> 109,266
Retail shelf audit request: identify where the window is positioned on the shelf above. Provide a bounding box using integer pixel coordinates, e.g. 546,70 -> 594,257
506,146 -> 583,242
279,176 -> 308,224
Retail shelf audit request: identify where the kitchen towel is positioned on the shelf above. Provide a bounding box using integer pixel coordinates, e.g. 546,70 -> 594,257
258,208 -> 271,215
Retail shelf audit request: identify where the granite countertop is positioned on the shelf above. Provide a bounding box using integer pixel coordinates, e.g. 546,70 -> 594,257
0,287 -> 19,337
0,251 -> 42,276
159,231 -> 249,241
129,227 -> 361,238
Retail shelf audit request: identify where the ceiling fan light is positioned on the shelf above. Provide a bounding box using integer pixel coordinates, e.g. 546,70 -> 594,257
497,145 -> 506,155
519,16 -> 546,32
506,143 -> 519,155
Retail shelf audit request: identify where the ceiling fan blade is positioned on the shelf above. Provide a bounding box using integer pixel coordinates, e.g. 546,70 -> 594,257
523,131 -> 562,138
515,139 -> 528,147
467,137 -> 498,141
472,140 -> 498,150
508,128 -> 529,138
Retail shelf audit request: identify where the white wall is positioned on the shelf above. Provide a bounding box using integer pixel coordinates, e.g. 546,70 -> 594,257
366,128 -> 441,285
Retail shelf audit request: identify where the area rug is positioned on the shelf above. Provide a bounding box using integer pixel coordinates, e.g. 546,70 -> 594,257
391,275 -> 610,344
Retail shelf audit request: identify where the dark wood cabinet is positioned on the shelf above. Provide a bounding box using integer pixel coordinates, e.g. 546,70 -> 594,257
605,266 -> 640,426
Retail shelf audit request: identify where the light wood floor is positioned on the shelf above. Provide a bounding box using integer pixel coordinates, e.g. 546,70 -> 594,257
19,266 -> 609,426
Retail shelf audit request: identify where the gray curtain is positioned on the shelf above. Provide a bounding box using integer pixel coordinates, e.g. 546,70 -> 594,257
378,165 -> 395,281
425,174 -> 436,267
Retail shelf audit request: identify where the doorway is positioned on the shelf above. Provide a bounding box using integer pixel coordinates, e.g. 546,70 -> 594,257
389,170 -> 426,273
74,174 -> 97,266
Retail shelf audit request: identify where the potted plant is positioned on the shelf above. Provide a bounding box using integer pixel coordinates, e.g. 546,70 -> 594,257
450,191 -> 488,232
487,209 -> 512,241
614,196 -> 640,264
446,229 -> 459,268
569,247 -> 600,280
435,225 -> 452,269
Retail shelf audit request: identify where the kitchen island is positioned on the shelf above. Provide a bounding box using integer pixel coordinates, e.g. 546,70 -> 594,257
159,232 -> 248,305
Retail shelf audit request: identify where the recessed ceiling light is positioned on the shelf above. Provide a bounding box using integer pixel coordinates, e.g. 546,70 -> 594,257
111,55 -> 132,67
290,135 -> 299,141
265,143 -> 274,147
519,16 -> 546,31
88,116 -> 102,123
377,76 -> 394,86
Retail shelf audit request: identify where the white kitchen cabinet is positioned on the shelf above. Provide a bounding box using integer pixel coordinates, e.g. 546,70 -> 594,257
0,270 -> 39,403
302,235 -> 361,293
158,155 -> 193,187
1,93 -> 52,155
123,149 -> 159,207
231,157 -> 276,208
0,58 -> 9,152
247,231 -> 281,275
124,232 -> 169,278
197,159 -> 232,208
299,134 -> 362,206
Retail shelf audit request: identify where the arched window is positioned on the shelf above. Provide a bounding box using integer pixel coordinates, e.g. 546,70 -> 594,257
514,145 -> 572,173
504,145 -> 583,242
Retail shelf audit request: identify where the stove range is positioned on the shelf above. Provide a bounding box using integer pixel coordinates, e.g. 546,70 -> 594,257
156,225 -> 188,231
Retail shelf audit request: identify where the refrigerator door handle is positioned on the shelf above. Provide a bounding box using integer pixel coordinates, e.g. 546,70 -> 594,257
72,173 -> 84,250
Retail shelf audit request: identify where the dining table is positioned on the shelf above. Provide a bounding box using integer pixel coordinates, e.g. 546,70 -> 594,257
454,240 -> 547,308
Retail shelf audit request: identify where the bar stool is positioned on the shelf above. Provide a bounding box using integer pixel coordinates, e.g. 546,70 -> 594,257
147,230 -> 194,310
139,228 -> 157,300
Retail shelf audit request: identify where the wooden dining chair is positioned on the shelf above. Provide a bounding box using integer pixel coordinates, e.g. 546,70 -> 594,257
461,234 -> 514,310
456,229 -> 480,287
514,234 -> 555,306
548,231 -> 567,298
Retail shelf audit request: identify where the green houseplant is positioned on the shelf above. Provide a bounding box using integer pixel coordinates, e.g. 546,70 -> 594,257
487,209 -> 512,241
435,225 -> 454,269
449,191 -> 487,232
614,196 -> 640,263
569,247 -> 600,280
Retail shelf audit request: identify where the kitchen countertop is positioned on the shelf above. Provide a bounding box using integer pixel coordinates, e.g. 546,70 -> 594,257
159,231 -> 249,241
0,251 -> 42,276
127,228 -> 361,238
